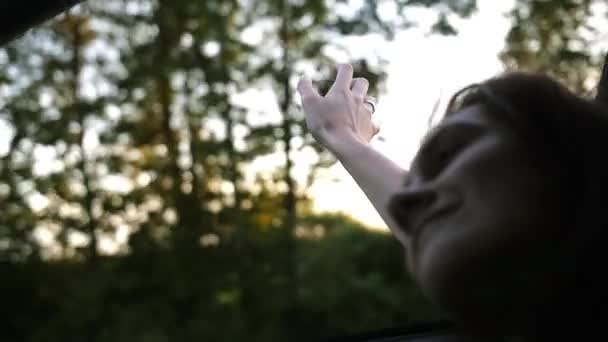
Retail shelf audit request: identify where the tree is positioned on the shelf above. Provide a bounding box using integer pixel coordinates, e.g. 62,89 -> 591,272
501,0 -> 608,94
0,16 -> 106,260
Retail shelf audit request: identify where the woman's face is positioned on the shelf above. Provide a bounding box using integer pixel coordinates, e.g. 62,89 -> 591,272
388,104 -> 568,329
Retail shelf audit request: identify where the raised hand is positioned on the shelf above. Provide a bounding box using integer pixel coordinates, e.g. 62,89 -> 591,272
297,64 -> 380,156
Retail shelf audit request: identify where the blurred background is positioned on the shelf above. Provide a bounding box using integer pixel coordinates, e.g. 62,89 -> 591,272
0,0 -> 607,341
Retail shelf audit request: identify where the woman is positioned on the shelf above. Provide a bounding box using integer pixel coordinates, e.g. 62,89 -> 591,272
298,64 -> 608,341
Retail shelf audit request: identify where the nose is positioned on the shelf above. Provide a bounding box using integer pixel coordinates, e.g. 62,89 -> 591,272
388,186 -> 438,235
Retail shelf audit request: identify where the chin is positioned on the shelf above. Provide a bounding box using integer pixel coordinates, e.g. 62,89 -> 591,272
419,275 -> 525,338
413,254 -> 468,317
416,251 -> 547,339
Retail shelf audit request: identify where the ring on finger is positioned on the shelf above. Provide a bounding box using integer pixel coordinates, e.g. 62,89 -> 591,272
364,97 -> 376,114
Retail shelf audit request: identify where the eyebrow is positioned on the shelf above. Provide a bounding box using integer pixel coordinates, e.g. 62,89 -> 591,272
418,121 -> 485,154
420,104 -> 488,146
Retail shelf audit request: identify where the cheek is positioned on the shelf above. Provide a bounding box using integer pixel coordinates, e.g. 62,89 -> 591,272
409,133 -> 573,323
469,159 -> 553,233
413,146 -> 557,299
453,141 -> 551,229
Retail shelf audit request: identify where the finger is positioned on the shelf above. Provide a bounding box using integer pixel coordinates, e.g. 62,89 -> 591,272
297,78 -> 321,102
329,64 -> 353,93
351,78 -> 369,99
372,122 -> 381,135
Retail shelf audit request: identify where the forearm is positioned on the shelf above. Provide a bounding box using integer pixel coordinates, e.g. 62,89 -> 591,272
296,65 -> 407,238
334,138 -> 408,241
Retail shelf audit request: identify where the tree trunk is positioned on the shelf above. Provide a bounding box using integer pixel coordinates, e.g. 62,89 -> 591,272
69,14 -> 98,261
278,0 -> 299,335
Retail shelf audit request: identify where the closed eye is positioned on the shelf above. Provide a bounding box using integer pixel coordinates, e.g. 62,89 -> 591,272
416,123 -> 484,180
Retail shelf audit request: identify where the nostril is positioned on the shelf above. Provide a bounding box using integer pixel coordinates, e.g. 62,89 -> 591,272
419,194 -> 435,207
392,189 -> 437,210
388,189 -> 438,232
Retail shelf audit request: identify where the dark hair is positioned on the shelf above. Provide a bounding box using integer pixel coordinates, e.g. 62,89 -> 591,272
443,72 -> 608,340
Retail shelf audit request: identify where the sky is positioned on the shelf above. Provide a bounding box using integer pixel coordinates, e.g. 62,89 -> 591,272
308,0 -> 516,228
0,0 -> 517,235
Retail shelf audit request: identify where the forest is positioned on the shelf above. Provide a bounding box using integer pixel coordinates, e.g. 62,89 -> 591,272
1,1 -> 606,341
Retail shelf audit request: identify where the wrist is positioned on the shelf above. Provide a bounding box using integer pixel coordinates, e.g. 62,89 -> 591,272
328,133 -> 370,160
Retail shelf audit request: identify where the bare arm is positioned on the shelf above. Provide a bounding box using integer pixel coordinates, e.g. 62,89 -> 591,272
297,64 -> 408,243
334,139 -> 409,243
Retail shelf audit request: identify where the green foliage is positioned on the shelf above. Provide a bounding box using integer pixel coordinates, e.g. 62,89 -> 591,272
0,217 -> 441,342
501,0 -> 608,94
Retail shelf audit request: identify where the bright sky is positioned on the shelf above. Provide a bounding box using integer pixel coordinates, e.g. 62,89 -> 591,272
0,0 -> 517,235
309,0 -> 515,228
